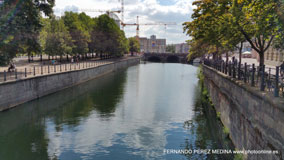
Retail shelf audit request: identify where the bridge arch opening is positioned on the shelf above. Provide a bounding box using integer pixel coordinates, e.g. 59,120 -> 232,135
166,56 -> 180,63
148,56 -> 161,62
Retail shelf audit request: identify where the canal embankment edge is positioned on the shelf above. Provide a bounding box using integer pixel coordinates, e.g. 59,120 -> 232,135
0,57 -> 140,112
202,64 -> 284,160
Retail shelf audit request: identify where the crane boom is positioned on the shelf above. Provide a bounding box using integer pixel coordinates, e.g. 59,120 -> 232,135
122,16 -> 177,38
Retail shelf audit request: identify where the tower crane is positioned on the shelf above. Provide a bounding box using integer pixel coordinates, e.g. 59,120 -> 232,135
122,16 -> 177,38
54,8 -> 121,16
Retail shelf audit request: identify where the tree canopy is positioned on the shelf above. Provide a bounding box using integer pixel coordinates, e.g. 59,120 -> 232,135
128,37 -> 140,55
166,44 -> 175,53
0,0 -> 55,65
184,0 -> 284,67
0,5 -> 130,65
91,14 -> 129,57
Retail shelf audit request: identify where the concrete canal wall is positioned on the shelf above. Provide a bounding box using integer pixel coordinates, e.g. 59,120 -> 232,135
0,58 -> 140,111
203,65 -> 284,160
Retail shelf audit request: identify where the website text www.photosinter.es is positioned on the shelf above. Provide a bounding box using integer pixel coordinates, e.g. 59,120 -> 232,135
163,149 -> 279,155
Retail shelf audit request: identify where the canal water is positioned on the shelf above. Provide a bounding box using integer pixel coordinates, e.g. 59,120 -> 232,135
0,63 -> 235,160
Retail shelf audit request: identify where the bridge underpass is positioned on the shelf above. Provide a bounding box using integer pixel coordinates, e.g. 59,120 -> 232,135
143,53 -> 188,63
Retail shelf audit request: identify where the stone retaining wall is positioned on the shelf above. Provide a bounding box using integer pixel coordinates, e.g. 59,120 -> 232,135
203,65 -> 284,160
0,58 -> 140,111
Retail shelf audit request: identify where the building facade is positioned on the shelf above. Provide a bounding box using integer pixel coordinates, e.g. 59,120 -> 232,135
252,47 -> 284,66
174,43 -> 190,54
139,35 -> 166,53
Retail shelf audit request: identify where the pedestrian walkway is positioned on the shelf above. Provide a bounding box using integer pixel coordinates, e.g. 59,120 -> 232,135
0,56 -> 138,83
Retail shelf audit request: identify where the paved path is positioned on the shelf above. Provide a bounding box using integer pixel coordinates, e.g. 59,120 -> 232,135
0,55 -> 140,83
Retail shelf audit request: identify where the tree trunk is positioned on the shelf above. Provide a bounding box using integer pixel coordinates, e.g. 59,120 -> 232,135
40,54 -> 42,62
226,52 -> 229,64
67,55 -> 69,61
259,52 -> 265,68
28,53 -> 31,63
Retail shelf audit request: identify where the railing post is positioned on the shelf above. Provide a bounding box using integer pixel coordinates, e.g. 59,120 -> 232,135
60,64 -> 62,72
15,69 -> 17,79
225,61 -> 228,74
41,65 -> 43,75
70,63 -> 71,70
25,68 -> 27,77
4,70 -> 6,81
238,62 -> 241,80
34,66 -> 36,76
260,65 -> 265,91
251,64 -> 255,87
274,66 -> 279,97
244,63 -> 247,83
228,61 -> 232,76
233,60 -> 236,78
48,65 -> 50,74
65,64 -> 67,71
54,65 -> 56,73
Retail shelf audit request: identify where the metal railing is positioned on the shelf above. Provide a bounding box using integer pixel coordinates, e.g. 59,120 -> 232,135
0,60 -> 112,83
204,58 -> 284,98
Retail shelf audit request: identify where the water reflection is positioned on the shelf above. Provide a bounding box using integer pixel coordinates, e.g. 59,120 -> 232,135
0,63 -> 235,160
182,84 -> 235,160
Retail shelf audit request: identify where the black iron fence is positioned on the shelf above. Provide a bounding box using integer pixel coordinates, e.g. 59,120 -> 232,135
203,58 -> 284,98
0,60 -> 112,83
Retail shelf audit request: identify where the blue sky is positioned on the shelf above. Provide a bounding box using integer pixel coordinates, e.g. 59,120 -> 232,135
54,0 -> 194,44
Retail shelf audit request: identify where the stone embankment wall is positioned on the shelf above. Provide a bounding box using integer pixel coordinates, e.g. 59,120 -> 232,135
0,58 -> 140,111
203,65 -> 284,160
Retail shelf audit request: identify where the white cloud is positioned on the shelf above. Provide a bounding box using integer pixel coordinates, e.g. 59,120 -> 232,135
54,0 -> 194,44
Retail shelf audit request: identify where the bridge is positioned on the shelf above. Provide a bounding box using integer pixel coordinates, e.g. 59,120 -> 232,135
142,53 -> 188,63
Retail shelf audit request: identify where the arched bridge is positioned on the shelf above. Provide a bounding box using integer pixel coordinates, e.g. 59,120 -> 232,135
142,53 -> 188,63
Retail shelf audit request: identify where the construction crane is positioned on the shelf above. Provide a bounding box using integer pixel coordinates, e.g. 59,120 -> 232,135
122,16 -> 177,38
54,8 -> 121,16
118,0 -> 125,30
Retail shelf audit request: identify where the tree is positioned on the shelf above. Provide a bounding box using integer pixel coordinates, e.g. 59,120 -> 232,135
0,0 -> 54,65
91,14 -> 129,57
166,44 -> 175,53
128,37 -> 140,56
184,0 -> 233,60
231,0 -> 284,67
62,12 -> 90,59
44,18 -> 73,62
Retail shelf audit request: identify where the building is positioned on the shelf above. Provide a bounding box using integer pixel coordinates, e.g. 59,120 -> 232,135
174,43 -> 190,54
139,35 -> 166,53
232,41 -> 253,58
109,13 -> 121,29
252,47 -> 284,66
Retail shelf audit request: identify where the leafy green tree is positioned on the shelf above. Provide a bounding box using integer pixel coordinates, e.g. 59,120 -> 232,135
166,44 -> 176,53
231,0 -> 284,67
62,12 -> 90,58
44,18 -> 73,61
184,0 -> 231,60
128,37 -> 140,56
91,14 -> 129,57
0,0 -> 54,65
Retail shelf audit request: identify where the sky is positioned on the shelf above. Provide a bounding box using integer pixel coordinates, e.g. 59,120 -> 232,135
54,0 -> 195,44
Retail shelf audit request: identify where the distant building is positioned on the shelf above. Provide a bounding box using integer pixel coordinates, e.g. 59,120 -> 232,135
109,13 -> 121,29
233,41 -> 252,56
252,47 -> 284,66
174,43 -> 189,54
139,35 -> 166,53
